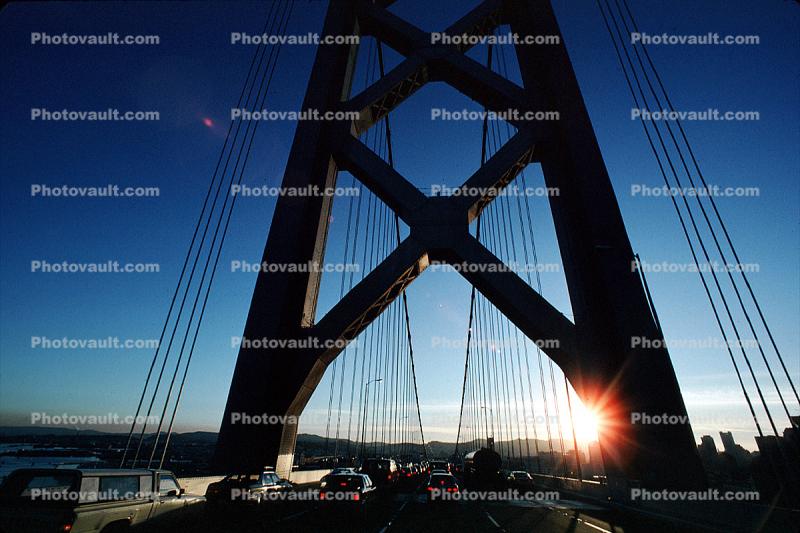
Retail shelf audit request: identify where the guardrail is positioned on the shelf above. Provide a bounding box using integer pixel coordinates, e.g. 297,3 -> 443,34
177,469 -> 332,495
178,476 -> 224,495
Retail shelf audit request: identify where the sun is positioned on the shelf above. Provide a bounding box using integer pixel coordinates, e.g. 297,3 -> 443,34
570,401 -> 600,444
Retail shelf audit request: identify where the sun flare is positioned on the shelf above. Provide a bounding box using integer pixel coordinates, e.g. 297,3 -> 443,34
571,401 -> 600,444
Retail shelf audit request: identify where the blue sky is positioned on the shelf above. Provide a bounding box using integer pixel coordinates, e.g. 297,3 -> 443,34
0,0 -> 797,452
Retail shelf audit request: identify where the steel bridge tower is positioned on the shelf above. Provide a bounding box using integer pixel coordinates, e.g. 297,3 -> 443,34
213,0 -> 707,490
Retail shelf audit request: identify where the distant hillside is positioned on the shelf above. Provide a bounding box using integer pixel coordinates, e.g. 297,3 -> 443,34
1,427 -> 568,459
0,426 -> 109,437
294,433 -> 567,459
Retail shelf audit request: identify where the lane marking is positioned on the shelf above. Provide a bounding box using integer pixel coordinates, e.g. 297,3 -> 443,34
548,507 -> 612,533
275,508 -> 313,523
378,499 -> 408,533
484,510 -> 506,532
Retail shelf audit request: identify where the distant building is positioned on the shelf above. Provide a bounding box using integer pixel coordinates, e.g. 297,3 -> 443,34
719,431 -> 751,467
697,434 -> 720,467
586,441 -> 604,477
751,418 -> 800,506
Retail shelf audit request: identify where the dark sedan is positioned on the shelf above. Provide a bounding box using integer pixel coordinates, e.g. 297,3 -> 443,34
319,473 -> 376,504
205,470 -> 293,504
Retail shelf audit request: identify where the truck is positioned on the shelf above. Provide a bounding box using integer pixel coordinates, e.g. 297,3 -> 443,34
0,467 -> 203,533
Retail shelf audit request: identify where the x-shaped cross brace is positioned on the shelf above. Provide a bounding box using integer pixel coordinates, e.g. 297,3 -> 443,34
305,1 -> 577,374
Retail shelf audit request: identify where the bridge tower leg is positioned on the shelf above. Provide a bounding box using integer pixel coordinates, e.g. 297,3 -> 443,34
213,0 -> 707,490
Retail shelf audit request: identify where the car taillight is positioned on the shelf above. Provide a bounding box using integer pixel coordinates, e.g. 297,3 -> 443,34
446,487 -> 458,492
427,487 -> 434,491
406,473 -> 411,477
320,491 -> 327,500
353,493 -> 360,501
59,513 -> 75,532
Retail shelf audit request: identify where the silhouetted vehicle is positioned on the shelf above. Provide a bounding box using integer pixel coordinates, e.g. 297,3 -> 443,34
507,470 -> 534,489
423,473 -> 460,502
320,473 -> 376,504
0,467 -> 202,533
320,467 -> 357,486
397,465 -> 421,490
359,458 -> 398,487
205,469 -> 293,504
328,467 -> 357,476
427,460 -> 451,473
463,448 -> 503,489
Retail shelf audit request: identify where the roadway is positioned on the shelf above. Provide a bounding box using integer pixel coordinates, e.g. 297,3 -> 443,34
133,489 -> 716,533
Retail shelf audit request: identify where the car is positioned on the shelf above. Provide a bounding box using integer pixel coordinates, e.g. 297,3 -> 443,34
0,467 -> 202,533
427,460 -> 451,473
397,465 -> 421,490
359,458 -> 398,487
326,467 -> 357,477
319,467 -> 357,487
205,469 -> 293,504
319,473 -> 376,504
507,470 -> 534,489
423,473 -> 460,502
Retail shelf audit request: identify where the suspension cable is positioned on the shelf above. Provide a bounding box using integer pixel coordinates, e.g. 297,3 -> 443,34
595,0 -> 768,437
620,0 -> 799,408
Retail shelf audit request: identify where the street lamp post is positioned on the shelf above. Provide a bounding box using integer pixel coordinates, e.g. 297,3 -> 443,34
360,378 -> 383,458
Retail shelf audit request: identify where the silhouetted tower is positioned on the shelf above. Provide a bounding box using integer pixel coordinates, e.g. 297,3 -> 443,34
214,0 -> 706,490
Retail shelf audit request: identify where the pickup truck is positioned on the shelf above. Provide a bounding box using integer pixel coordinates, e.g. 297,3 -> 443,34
0,467 -> 203,533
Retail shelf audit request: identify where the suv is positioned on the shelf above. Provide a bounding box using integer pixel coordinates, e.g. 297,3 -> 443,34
359,458 -> 398,487
205,469 -> 293,504
0,467 -> 201,533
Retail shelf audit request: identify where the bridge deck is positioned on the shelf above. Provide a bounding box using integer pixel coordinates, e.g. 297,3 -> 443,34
130,490 -> 770,533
